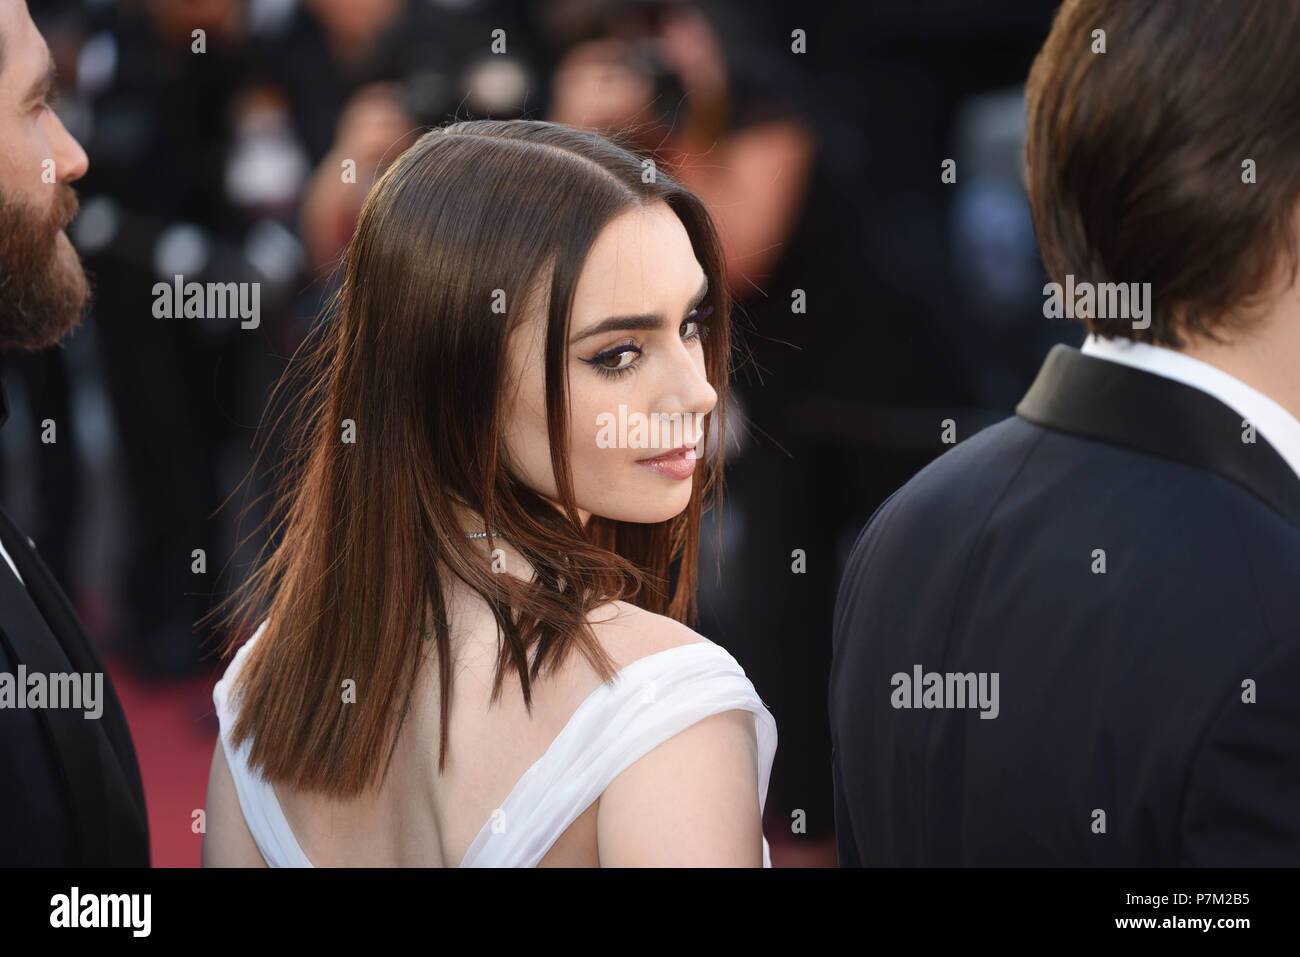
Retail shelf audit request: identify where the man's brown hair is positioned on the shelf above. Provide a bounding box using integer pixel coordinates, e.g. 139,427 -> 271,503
1025,0 -> 1300,346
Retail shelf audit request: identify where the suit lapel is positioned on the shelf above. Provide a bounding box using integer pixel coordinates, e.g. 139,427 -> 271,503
0,505 -> 147,796
0,507 -> 151,865
0,537 -> 119,865
1016,344 -> 1300,532
0,374 -> 149,864
0,375 -> 149,862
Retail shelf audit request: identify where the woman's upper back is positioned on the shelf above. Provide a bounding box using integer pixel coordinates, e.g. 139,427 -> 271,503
208,593 -> 777,867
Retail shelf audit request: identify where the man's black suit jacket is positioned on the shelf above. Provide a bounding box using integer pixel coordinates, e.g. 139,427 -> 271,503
830,344 -> 1300,865
0,384 -> 149,865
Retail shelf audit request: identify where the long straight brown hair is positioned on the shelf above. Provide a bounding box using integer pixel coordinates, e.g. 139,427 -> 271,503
218,119 -> 732,797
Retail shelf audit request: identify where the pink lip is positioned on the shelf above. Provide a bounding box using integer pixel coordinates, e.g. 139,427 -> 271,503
637,442 -> 697,462
635,443 -> 698,480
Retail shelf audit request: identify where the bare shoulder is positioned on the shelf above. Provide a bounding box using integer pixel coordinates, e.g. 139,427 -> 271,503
202,739 -> 268,867
596,704 -> 762,866
583,599 -> 714,671
583,602 -> 762,866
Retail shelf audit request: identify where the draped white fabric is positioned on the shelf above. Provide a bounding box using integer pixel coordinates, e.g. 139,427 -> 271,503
213,626 -> 312,867
214,625 -> 778,867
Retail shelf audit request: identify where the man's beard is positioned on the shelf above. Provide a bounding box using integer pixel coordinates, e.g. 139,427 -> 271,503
0,183 -> 90,352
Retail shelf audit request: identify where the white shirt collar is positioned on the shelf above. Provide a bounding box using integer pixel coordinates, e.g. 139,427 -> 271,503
1080,333 -> 1300,481
0,538 -> 24,587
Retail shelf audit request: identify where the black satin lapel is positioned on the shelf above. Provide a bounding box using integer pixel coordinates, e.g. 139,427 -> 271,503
0,506 -> 150,863
1016,345 -> 1300,532
0,548 -> 111,862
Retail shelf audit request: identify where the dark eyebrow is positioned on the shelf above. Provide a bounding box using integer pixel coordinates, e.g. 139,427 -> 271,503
570,275 -> 710,345
24,56 -> 56,105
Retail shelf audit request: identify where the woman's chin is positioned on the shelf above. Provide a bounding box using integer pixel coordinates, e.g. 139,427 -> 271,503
594,492 -> 694,525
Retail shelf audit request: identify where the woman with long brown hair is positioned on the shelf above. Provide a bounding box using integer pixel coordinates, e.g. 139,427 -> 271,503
201,119 -> 776,866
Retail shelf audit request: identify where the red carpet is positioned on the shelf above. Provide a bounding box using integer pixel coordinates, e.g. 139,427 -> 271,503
106,653 -> 223,868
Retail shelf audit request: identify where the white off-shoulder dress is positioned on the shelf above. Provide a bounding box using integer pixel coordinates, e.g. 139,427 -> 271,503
212,624 -> 779,867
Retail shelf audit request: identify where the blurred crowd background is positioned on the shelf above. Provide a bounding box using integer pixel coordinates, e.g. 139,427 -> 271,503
1,0 -> 1075,865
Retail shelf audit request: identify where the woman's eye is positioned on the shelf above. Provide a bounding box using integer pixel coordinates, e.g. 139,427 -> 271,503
601,348 -> 638,370
584,343 -> 642,378
681,304 -> 714,342
583,304 -> 713,379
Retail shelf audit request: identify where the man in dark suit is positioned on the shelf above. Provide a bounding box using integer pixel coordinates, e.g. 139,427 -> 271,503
0,0 -> 148,865
830,0 -> 1300,866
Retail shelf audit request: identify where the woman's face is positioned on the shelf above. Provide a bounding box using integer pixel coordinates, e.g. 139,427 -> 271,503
503,200 -> 718,525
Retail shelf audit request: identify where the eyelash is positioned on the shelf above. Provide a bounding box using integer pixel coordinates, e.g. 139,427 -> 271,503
583,304 -> 715,380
